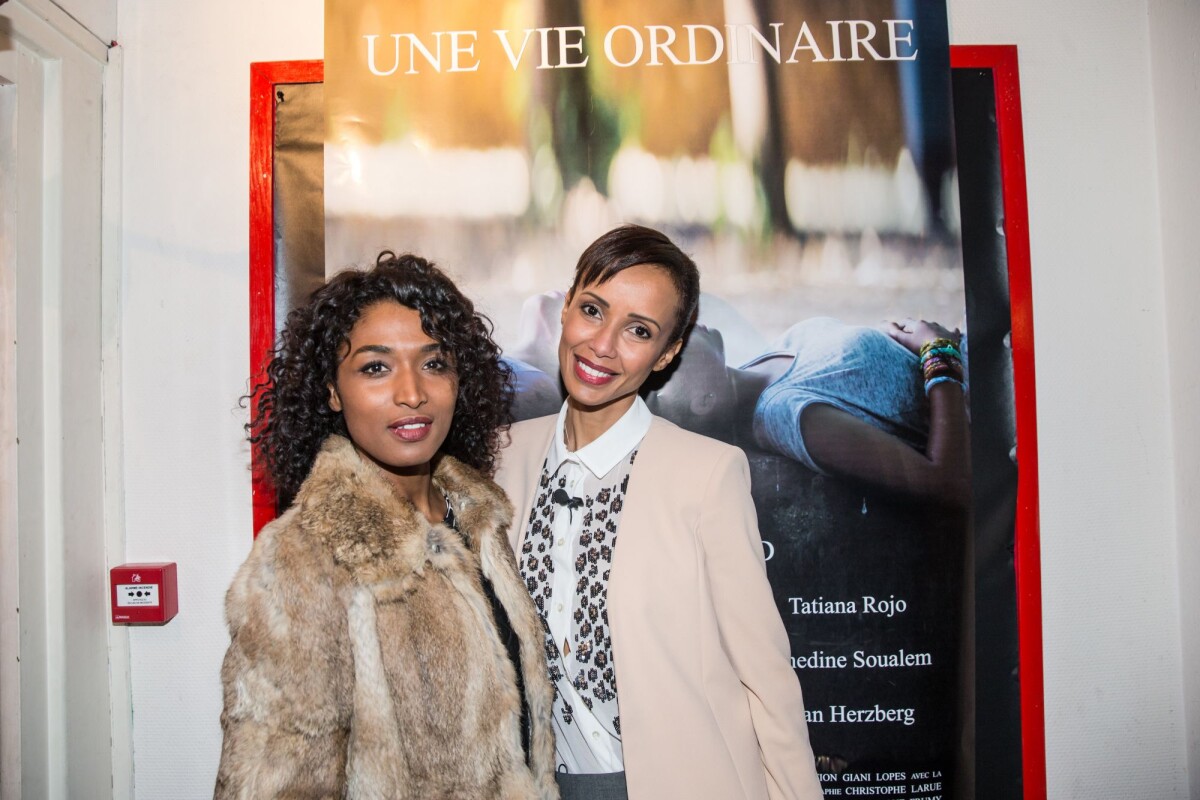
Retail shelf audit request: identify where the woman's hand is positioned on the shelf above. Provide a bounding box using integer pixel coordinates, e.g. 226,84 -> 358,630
882,318 -> 962,355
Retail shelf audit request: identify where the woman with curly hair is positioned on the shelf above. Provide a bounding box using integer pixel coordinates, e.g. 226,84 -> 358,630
215,252 -> 558,800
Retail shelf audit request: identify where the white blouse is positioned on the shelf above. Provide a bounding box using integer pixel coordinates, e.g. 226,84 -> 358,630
517,398 -> 651,774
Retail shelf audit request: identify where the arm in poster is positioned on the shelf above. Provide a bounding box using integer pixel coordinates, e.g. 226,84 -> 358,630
800,320 -> 971,506
650,316 -> 970,509
215,522 -> 349,799
700,446 -> 823,800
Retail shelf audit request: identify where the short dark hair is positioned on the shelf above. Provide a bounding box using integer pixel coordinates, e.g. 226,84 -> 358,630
247,251 -> 512,507
568,224 -> 700,345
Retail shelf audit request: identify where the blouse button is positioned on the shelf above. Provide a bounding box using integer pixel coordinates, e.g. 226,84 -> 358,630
556,538 -> 565,546
556,603 -> 564,612
591,731 -> 600,740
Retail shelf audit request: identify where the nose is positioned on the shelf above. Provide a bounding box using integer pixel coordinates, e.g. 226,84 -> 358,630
588,321 -> 619,359
391,366 -> 427,408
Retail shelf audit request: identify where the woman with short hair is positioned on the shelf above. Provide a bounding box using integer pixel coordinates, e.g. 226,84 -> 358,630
497,225 -> 823,800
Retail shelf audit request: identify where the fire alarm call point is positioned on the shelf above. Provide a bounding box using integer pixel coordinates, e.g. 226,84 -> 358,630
110,562 -> 178,625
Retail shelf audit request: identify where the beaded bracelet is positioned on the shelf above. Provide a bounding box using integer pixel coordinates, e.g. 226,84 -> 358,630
921,352 -> 961,369
924,375 -> 964,395
919,336 -> 964,395
922,355 -> 963,381
922,345 -> 961,361
919,337 -> 960,360
924,371 -> 964,390
923,366 -> 963,384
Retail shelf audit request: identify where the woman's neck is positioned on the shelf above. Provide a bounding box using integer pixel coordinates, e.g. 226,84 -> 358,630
360,448 -> 444,524
564,394 -> 636,451
392,473 -> 445,525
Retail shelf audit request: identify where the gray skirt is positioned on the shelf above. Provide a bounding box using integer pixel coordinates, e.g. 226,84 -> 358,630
554,770 -> 629,800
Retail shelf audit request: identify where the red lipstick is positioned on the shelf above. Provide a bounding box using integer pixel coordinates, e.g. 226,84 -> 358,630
388,416 -> 434,442
573,355 -> 617,386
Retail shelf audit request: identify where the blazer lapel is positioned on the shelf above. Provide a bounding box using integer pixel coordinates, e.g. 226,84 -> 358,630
502,416 -> 558,552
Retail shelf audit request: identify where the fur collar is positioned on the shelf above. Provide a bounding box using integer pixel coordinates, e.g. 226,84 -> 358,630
220,435 -> 558,798
291,435 -> 513,584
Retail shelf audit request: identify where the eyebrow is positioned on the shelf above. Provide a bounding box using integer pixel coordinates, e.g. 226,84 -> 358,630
349,342 -> 444,357
579,290 -> 663,333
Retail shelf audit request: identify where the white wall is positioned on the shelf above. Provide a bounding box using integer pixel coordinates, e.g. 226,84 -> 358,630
948,0 -> 1191,796
116,1 -> 1196,798
54,0 -> 117,45
116,2 -> 322,797
1147,0 -> 1200,789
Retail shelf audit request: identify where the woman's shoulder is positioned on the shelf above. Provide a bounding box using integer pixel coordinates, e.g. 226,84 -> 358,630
235,500 -> 336,580
644,415 -> 748,470
224,504 -> 334,629
635,417 -> 753,512
499,414 -> 558,461
507,413 -> 557,441
494,415 -> 557,499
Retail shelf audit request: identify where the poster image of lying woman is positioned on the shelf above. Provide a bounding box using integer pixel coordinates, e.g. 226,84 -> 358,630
505,292 -> 970,507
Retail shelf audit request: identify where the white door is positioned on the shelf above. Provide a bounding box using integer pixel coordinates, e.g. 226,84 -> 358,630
0,2 -> 126,798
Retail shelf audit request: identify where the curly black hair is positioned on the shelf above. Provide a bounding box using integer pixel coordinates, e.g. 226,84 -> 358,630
248,251 -> 512,507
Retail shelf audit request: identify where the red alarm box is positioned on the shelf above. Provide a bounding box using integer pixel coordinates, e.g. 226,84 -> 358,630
110,562 -> 178,625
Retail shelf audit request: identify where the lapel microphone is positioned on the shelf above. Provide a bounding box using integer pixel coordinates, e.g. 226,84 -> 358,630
551,488 -> 583,521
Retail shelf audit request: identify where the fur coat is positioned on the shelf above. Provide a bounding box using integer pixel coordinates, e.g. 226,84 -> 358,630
215,436 -> 558,799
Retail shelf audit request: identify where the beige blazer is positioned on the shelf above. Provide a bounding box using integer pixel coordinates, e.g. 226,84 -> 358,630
496,414 -> 822,800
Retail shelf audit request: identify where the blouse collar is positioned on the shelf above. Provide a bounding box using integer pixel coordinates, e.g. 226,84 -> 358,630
549,396 -> 651,480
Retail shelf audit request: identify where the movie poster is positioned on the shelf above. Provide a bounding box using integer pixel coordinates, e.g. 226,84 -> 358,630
324,2 -> 968,796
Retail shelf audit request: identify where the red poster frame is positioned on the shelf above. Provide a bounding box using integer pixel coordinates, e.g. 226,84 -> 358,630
248,59 -> 323,534
949,45 -> 1045,800
247,48 -> 1043,799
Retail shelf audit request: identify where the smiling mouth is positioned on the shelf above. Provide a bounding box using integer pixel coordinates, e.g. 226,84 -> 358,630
388,418 -> 434,442
574,355 -> 617,385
